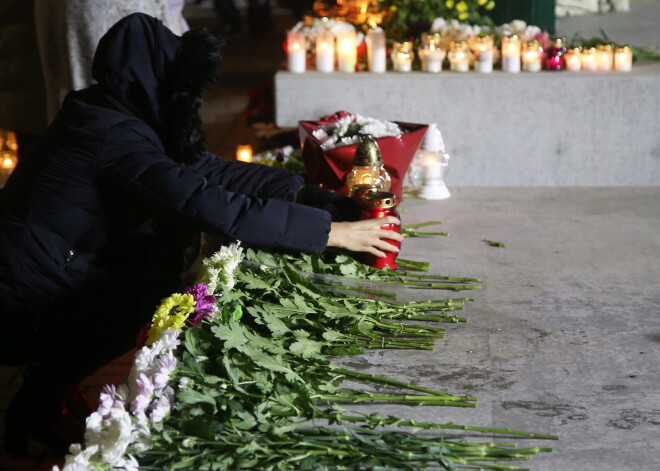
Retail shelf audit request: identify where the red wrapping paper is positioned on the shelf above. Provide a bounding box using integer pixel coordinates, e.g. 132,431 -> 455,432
298,112 -> 428,201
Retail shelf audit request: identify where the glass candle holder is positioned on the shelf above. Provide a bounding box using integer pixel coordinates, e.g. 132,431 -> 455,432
391,41 -> 414,72
359,191 -> 401,270
418,33 -> 445,73
501,35 -> 521,73
581,47 -> 598,72
315,30 -> 335,73
286,30 -> 306,73
522,40 -> 542,72
336,30 -> 357,73
472,34 -> 494,73
345,135 -> 391,196
236,145 -> 253,163
614,45 -> 633,72
596,44 -> 614,71
366,27 -> 386,73
545,38 -> 567,70
448,40 -> 469,72
564,47 -> 582,71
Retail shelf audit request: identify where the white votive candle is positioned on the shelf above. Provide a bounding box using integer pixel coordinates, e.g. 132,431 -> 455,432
315,30 -> 334,73
287,30 -> 306,73
565,48 -> 582,72
501,35 -> 521,73
336,30 -> 357,73
614,46 -> 633,72
366,28 -> 386,73
236,145 -> 253,163
581,47 -> 597,71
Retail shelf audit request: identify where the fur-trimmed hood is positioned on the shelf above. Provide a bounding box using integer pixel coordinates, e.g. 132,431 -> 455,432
92,12 -> 221,163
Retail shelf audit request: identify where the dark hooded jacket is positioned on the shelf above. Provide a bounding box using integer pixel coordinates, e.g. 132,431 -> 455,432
0,13 -> 331,316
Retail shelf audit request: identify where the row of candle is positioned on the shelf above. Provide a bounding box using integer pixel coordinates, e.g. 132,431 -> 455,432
287,29 -> 634,74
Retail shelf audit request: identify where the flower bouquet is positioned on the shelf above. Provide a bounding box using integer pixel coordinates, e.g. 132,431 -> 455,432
298,111 -> 428,201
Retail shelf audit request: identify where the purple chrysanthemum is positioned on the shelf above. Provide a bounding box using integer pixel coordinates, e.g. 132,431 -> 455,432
184,283 -> 217,326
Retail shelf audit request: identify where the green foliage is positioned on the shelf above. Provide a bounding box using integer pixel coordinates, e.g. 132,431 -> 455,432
137,247 -> 555,470
381,0 -> 496,40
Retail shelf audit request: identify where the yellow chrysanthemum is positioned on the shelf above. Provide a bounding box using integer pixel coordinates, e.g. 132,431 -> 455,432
458,11 -> 469,19
146,293 -> 195,345
389,5 -> 397,11
478,0 -> 487,5
485,1 -> 495,10
445,0 -> 454,9
456,1 -> 468,12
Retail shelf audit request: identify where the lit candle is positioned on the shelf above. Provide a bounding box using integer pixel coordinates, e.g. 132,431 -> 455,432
236,145 -> 253,163
596,44 -> 613,71
501,35 -> 521,73
564,47 -> 582,72
1,151 -> 17,171
286,30 -> 306,73
391,41 -> 413,72
545,38 -> 566,70
366,28 -> 386,73
472,34 -> 494,73
448,41 -> 469,73
315,30 -> 335,73
614,46 -> 633,72
418,33 -> 445,73
520,40 -> 541,72
581,47 -> 597,72
336,30 -> 357,73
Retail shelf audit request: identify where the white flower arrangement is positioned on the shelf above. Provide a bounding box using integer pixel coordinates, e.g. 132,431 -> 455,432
291,18 -> 364,54
430,18 -> 543,44
312,113 -> 403,151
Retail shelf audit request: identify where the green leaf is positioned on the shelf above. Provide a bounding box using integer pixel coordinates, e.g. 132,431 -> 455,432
289,337 -> 323,359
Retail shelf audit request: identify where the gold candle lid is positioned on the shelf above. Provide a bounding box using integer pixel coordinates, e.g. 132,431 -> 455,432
353,135 -> 383,166
363,191 -> 396,208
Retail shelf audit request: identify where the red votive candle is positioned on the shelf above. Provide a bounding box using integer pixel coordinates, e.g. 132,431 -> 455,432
545,38 -> 567,70
360,191 -> 401,270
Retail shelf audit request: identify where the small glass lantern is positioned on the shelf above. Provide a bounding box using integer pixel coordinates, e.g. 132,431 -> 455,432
416,124 -> 450,200
564,47 -> 582,72
522,40 -> 542,72
236,145 -> 253,163
581,47 -> 598,72
471,34 -> 494,73
545,38 -> 567,70
391,41 -> 414,72
596,44 -> 614,72
614,45 -> 633,72
418,33 -> 445,73
344,135 -> 391,197
448,40 -> 469,72
501,35 -> 521,72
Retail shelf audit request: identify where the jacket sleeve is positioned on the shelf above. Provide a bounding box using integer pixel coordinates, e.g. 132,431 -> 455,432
98,125 -> 331,252
189,152 -> 304,202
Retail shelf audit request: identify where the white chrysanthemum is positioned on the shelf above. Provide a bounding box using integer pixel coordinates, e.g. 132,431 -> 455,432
197,242 -> 244,292
99,406 -> 134,465
58,444 -> 99,471
115,455 -> 140,471
152,351 -> 176,394
150,394 -> 173,423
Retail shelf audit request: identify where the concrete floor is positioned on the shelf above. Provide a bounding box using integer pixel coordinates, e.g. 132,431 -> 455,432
333,187 -> 660,470
1,2 -> 659,471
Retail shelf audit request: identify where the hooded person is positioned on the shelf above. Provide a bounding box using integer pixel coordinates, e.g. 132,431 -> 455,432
0,13 -> 401,456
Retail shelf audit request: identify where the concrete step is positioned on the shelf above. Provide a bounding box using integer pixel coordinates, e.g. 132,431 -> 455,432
275,64 -> 660,186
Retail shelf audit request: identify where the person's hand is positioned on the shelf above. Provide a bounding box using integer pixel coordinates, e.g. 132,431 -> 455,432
327,217 -> 403,258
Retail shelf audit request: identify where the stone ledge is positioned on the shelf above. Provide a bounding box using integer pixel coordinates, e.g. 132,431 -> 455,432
275,64 -> 660,186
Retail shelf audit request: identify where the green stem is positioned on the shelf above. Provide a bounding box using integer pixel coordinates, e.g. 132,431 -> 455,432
403,221 -> 443,229
331,367 -> 464,398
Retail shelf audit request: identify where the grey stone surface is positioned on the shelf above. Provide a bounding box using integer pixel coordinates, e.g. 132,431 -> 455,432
330,187 -> 660,470
275,66 -> 660,186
